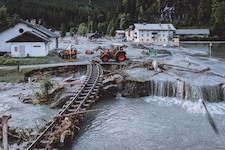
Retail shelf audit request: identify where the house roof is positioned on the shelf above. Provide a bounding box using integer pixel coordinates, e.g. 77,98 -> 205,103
0,19 -> 59,38
134,23 -> 176,31
6,31 -> 50,42
20,20 -> 59,38
176,29 -> 210,35
88,32 -> 101,39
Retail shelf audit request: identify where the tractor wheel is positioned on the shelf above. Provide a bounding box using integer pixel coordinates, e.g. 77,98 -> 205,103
117,54 -> 126,61
101,55 -> 109,62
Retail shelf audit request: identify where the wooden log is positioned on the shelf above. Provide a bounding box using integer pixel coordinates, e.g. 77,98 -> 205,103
2,115 -> 11,150
60,130 -> 70,143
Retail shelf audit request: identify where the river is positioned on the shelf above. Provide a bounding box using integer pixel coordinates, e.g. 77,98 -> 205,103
66,95 -> 225,150
65,42 -> 225,150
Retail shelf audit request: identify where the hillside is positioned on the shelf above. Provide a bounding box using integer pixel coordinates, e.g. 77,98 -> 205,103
0,0 -> 225,39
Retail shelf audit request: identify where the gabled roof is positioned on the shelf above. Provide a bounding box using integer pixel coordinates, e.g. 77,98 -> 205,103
88,32 -> 101,39
20,20 -> 58,38
134,23 -> 176,31
0,19 -> 58,38
6,31 -> 50,42
176,29 -> 210,35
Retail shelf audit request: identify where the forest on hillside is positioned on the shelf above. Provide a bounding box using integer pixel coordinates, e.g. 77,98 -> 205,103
0,0 -> 225,39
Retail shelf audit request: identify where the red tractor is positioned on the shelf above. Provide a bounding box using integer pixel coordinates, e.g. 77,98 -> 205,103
100,43 -> 126,62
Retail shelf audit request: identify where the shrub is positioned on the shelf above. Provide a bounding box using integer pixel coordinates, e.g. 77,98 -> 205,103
2,59 -> 18,66
39,77 -> 53,100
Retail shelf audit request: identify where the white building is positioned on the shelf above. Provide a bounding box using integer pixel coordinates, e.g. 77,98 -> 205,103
115,30 -> 125,39
0,19 -> 59,57
125,23 -> 179,46
7,31 -> 50,57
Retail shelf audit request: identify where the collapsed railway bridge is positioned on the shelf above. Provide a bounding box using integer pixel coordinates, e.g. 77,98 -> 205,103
26,62 -> 103,149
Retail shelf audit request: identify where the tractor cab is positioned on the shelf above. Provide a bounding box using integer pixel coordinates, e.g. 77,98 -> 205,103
111,43 -> 124,52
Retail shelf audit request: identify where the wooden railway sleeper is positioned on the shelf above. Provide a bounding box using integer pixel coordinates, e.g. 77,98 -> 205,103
73,100 -> 83,104
71,104 -> 80,108
77,96 -> 87,100
89,95 -> 97,99
86,98 -> 96,103
82,103 -> 91,107
80,92 -> 90,96
83,86 -> 92,90
86,83 -> 95,86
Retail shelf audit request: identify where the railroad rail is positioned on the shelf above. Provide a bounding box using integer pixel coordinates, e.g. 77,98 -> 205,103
27,62 -> 103,149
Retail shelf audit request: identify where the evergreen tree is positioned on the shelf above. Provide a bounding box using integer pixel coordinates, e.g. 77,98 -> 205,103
78,23 -> 88,36
211,2 -> 225,39
60,23 -> 66,37
0,4 -> 10,29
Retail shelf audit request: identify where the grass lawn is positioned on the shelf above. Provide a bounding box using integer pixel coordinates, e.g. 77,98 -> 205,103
0,68 -> 35,82
0,51 -> 77,82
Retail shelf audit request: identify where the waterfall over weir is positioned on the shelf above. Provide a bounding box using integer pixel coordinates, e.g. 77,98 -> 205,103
122,79 -> 225,102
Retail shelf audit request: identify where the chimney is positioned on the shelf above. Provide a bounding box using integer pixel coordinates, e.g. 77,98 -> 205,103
38,19 -> 42,25
30,19 -> 36,25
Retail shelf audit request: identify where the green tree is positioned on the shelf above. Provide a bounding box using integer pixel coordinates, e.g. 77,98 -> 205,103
106,20 -> 115,36
39,77 -> 53,101
197,0 -> 212,26
97,22 -> 106,35
118,13 -> 130,30
211,2 -> 225,39
77,23 -> 88,36
60,23 -> 66,37
0,4 -> 10,29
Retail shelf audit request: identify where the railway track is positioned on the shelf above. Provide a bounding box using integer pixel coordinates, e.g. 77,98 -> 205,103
27,62 -> 103,150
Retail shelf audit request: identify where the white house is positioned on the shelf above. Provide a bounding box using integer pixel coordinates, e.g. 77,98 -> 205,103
0,19 -> 59,57
7,31 -> 50,57
115,30 -> 125,39
125,23 -> 179,46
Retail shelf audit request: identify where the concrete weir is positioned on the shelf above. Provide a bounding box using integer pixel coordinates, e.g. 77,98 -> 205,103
121,79 -> 225,102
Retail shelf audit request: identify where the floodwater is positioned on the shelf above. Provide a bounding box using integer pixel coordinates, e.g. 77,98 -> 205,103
67,94 -> 225,150
0,83 -> 59,129
180,42 -> 225,59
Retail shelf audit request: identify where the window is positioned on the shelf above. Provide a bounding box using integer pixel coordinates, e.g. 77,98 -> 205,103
19,28 -> 24,33
14,47 -> 18,52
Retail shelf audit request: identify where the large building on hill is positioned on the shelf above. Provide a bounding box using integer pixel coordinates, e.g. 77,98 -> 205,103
125,23 -> 179,46
0,19 -> 59,57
